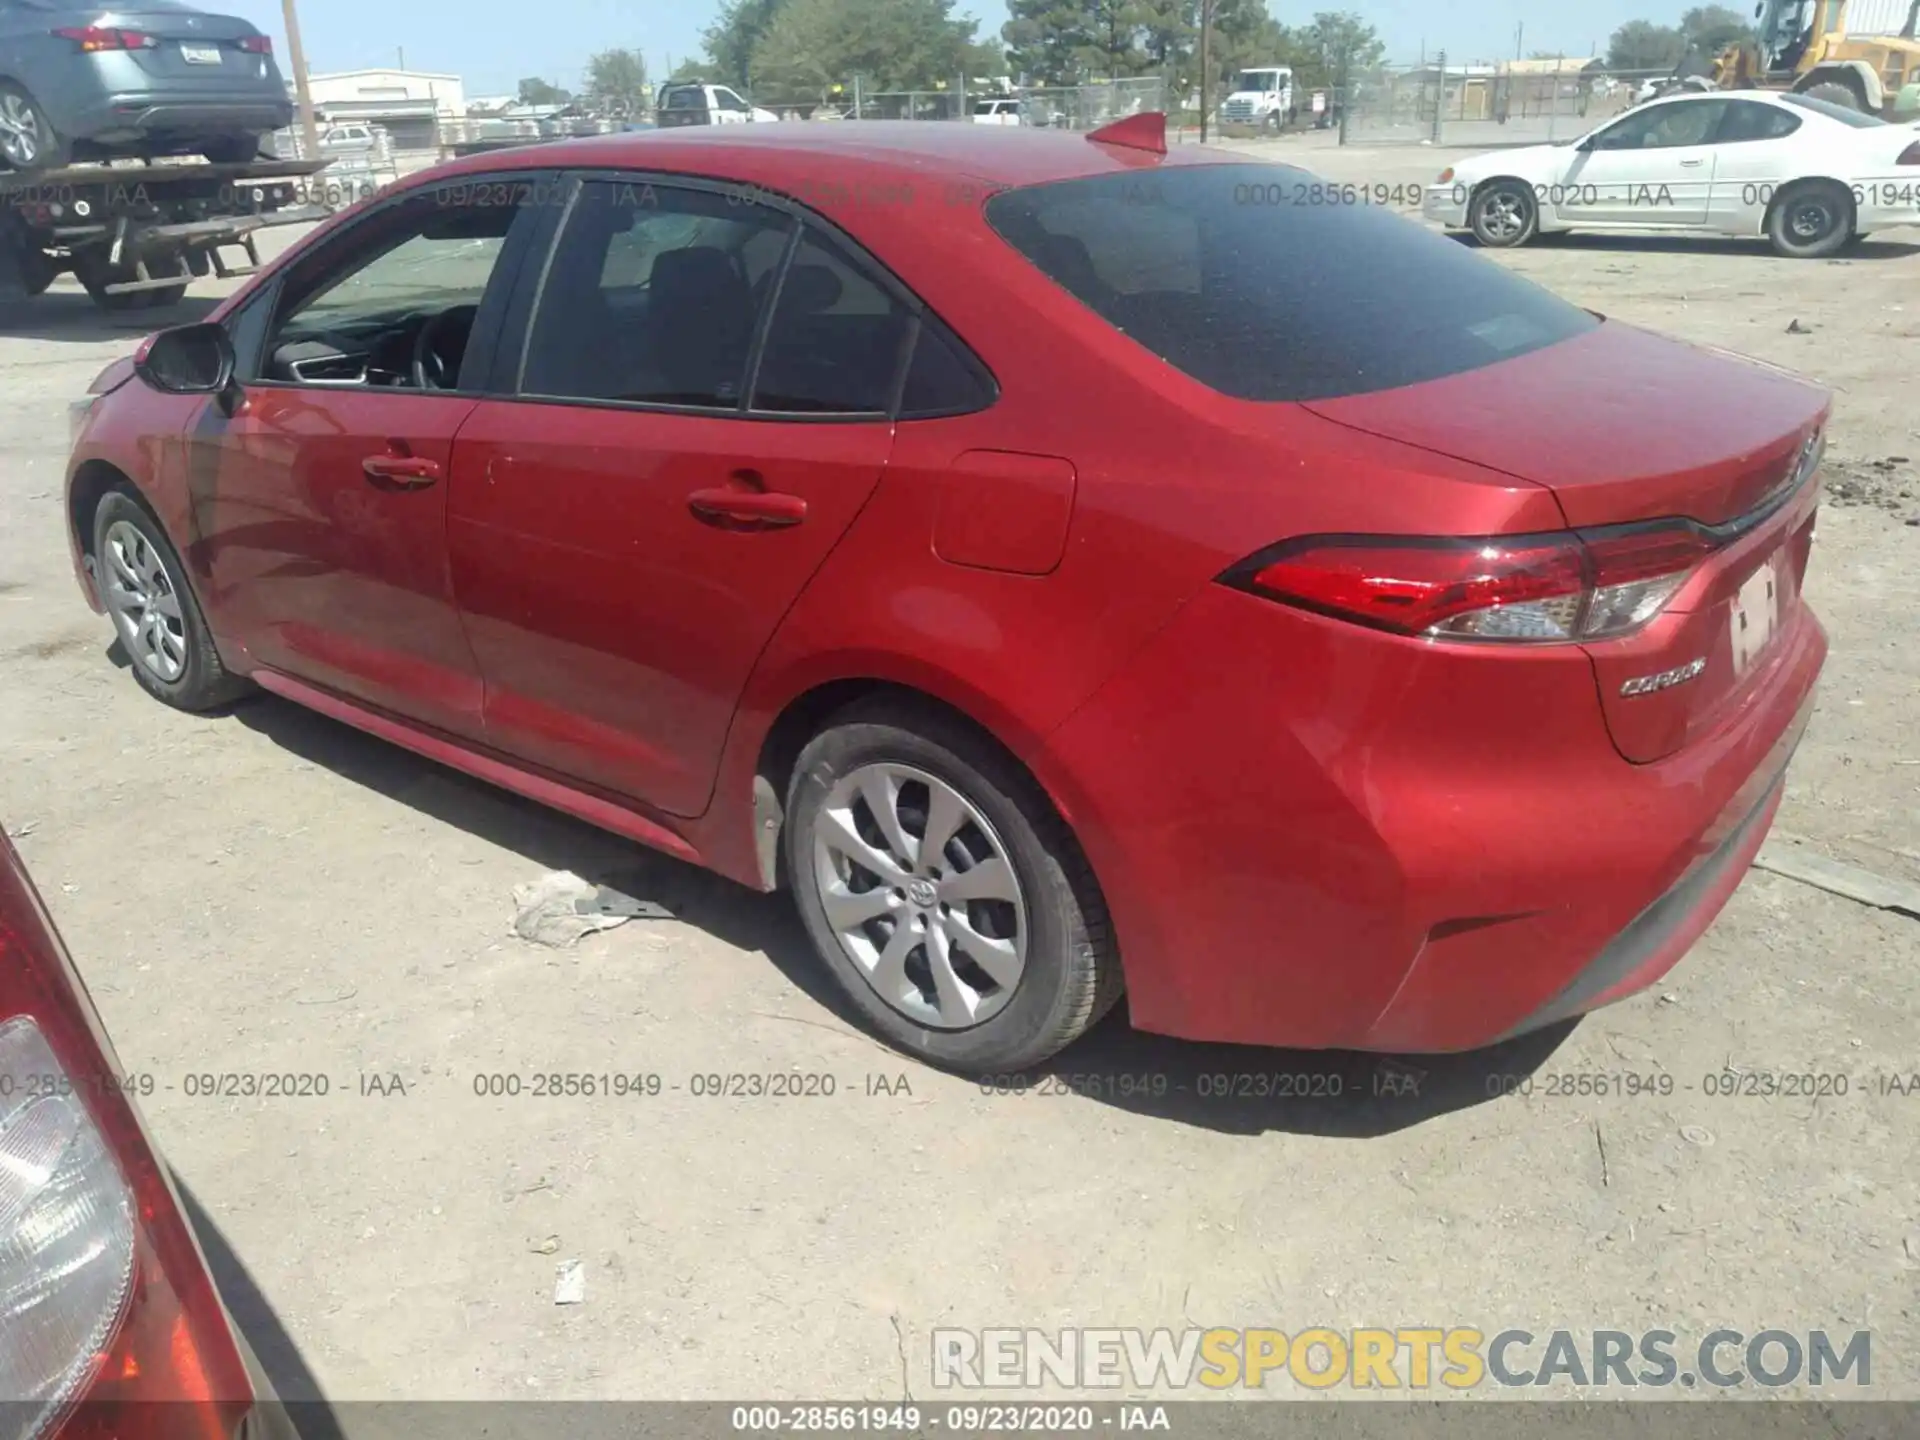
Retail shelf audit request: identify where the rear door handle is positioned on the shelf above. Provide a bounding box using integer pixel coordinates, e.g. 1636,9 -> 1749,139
688,486 -> 808,528
1679,158 -> 1705,167
363,453 -> 442,487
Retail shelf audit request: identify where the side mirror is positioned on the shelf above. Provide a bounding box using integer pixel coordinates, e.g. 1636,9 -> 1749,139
136,323 -> 236,397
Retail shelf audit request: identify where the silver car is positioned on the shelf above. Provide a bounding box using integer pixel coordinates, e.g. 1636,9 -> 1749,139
0,0 -> 291,170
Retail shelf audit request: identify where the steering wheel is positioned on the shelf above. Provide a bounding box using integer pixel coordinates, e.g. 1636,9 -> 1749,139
412,305 -> 479,391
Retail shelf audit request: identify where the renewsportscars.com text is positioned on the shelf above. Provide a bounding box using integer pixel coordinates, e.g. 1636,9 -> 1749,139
931,1327 -> 1871,1391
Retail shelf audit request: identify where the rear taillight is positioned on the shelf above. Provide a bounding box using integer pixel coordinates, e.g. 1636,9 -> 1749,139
238,35 -> 271,54
0,840 -> 254,1439
1225,522 -> 1718,644
53,26 -> 159,51
1897,140 -> 1920,165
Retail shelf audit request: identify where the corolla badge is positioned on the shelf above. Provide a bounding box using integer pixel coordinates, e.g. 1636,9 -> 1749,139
1620,656 -> 1707,697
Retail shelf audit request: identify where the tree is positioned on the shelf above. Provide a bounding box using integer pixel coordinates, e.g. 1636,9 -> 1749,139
1679,5 -> 1754,56
751,0 -> 983,97
1607,20 -> 1687,72
516,77 -> 572,106
666,56 -> 709,83
584,48 -> 650,116
1003,0 -> 1105,84
706,0 -> 787,89
1290,10 -> 1383,88
1901,0 -> 1917,38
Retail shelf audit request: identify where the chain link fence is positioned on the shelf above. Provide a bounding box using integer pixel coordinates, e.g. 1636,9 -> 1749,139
832,76 -> 1167,129
1341,61 -> 1678,147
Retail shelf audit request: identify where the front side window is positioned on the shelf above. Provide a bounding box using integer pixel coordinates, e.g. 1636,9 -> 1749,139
258,183 -> 534,388
985,164 -> 1597,403
714,88 -> 750,113
520,181 -> 792,408
1590,98 -> 1729,149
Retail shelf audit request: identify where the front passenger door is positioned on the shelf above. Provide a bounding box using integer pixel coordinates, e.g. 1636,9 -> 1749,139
1564,98 -> 1729,226
191,181 -> 544,739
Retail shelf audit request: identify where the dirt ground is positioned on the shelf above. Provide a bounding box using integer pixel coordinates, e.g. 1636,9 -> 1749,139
1,133 -> 1917,1408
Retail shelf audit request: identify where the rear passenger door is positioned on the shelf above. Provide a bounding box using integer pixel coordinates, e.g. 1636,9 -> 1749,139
445,176 -> 912,818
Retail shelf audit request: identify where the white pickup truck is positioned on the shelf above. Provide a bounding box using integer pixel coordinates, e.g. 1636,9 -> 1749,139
655,82 -> 779,126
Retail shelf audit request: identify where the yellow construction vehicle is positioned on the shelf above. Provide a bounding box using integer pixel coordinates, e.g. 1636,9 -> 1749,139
1711,0 -> 1920,116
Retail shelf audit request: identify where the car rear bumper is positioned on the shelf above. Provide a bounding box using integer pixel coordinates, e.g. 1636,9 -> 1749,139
1040,583 -> 1827,1052
67,94 -> 292,141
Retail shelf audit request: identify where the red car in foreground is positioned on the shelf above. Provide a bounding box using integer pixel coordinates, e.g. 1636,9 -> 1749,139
64,115 -> 1827,1073
0,831 -> 292,1437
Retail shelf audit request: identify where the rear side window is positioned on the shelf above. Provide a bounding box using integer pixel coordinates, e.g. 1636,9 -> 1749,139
984,165 -> 1599,403
751,233 -> 912,415
1717,100 -> 1801,142
520,181 -> 793,409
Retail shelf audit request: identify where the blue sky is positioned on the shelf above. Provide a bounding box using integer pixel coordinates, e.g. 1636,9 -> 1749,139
222,0 -> 1749,95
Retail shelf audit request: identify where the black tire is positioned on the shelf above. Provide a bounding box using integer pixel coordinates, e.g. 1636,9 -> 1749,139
92,489 -> 251,712
1766,180 -> 1854,259
0,82 -> 71,172
201,134 -> 265,165
1264,110 -> 1282,132
16,248 -> 58,296
74,256 -> 188,311
1800,80 -> 1865,112
1469,179 -> 1537,247
785,698 -> 1122,1074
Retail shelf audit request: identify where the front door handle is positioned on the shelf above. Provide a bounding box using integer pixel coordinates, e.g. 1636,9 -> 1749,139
1679,158 -> 1704,167
363,453 -> 442,487
688,484 -> 807,528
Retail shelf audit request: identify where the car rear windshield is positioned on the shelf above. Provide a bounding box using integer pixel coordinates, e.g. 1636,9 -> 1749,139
983,164 -> 1600,403
1778,93 -> 1887,127
663,88 -> 706,109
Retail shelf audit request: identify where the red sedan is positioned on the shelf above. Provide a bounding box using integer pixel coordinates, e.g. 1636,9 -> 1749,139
64,115 -> 1828,1073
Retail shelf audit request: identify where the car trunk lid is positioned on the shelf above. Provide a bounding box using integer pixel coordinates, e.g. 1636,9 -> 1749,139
1302,322 -> 1829,762
93,5 -> 273,84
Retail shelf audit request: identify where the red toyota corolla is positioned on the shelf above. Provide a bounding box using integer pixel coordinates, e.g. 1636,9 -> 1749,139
64,116 -> 1828,1074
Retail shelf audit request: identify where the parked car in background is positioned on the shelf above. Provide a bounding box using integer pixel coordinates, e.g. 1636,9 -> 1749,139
972,98 -> 1022,126
654,81 -> 778,127
66,117 -> 1827,1074
0,0 -> 291,170
1426,90 -> 1920,257
317,121 -> 379,156
0,829 -> 299,1436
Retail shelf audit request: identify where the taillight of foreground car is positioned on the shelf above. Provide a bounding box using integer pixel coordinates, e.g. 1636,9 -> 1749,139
52,26 -> 159,51
0,845 -> 254,1440
238,36 -> 272,54
1223,521 -> 1724,643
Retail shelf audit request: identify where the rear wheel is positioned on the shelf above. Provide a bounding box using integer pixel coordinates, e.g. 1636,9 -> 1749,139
74,256 -> 189,311
1469,179 -> 1537,247
0,83 -> 69,172
785,698 -> 1122,1074
1766,180 -> 1854,258
201,134 -> 265,165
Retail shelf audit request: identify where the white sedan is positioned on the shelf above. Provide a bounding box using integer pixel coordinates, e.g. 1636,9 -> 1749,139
1422,90 -> 1920,258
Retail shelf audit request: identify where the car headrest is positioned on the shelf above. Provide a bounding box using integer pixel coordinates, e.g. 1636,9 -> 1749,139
780,263 -> 844,316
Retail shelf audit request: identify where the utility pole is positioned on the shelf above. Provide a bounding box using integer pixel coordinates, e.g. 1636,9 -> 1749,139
1515,22 -> 1524,59
1198,0 -> 1213,142
281,0 -> 320,158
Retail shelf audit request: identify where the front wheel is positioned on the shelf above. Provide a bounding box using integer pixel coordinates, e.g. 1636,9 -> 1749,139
785,699 -> 1122,1074
93,490 -> 251,711
1767,181 -> 1854,258
1469,180 -> 1538,247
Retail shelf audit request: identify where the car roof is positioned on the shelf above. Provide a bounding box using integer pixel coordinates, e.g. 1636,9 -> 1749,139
406,120 -> 1230,196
